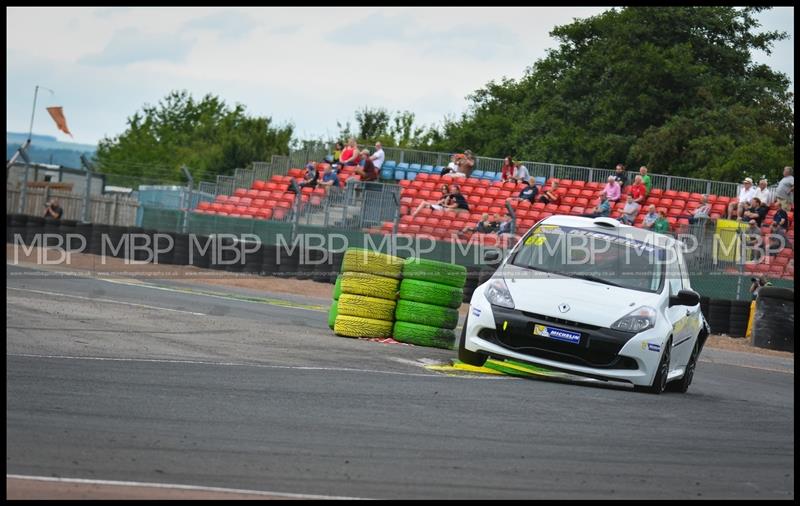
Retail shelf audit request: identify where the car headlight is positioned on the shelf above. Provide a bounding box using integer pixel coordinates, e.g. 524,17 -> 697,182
484,278 -> 515,309
611,306 -> 657,333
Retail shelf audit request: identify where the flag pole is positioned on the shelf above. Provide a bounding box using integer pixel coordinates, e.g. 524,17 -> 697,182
27,85 -> 39,143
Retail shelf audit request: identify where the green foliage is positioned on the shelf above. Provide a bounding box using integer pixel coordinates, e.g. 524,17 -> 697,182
95,90 -> 293,185
424,7 -> 793,181
336,107 -> 431,148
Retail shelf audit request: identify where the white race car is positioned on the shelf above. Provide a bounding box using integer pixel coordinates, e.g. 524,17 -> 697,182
460,215 -> 710,394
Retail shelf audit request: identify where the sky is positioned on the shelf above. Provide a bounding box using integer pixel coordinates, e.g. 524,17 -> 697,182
6,6 -> 795,147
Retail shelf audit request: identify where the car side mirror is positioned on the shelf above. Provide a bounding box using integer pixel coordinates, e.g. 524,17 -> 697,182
669,289 -> 700,307
483,250 -> 501,265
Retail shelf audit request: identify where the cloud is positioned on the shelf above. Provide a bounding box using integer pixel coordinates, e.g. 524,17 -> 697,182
326,10 -> 518,60
79,27 -> 195,66
94,7 -> 132,18
183,10 -> 258,40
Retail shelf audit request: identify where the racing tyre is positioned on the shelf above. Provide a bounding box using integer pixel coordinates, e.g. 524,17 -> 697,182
395,299 -> 459,330
337,294 -> 396,321
392,321 -> 456,350
398,279 -> 462,309
340,272 -> 399,301
666,340 -> 698,393
332,275 -> 342,300
634,338 -> 671,394
402,258 -> 467,288
328,300 -> 338,330
334,314 -> 393,338
458,322 -> 487,367
341,248 -> 404,279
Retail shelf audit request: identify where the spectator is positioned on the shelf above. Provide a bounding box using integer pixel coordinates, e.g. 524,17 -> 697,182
740,197 -> 768,227
618,195 -> 640,225
772,201 -> 790,231
43,199 -> 63,220
775,166 -> 794,205
339,138 -> 360,167
750,275 -> 772,300
630,175 -> 647,205
639,166 -> 652,196
642,205 -> 659,229
412,184 -> 452,216
600,175 -> 621,203
511,162 -> 530,183
653,209 -> 670,233
507,177 -> 539,205
318,164 -> 339,190
441,154 -> 459,176
447,185 -> 471,213
497,214 -> 513,235
298,162 -> 319,189
352,149 -> 378,181
370,142 -> 385,169
682,194 -> 711,224
332,142 -> 344,165
727,177 -> 757,220
460,212 -> 498,236
744,219 -> 764,261
613,163 -> 627,189
753,177 -> 771,206
539,180 -> 561,205
767,202 -> 792,254
582,195 -> 611,218
501,156 -> 515,182
456,150 -> 475,177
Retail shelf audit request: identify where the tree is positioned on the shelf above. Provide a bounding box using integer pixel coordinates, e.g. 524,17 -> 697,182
336,107 -> 432,148
427,7 -> 793,181
95,90 -> 293,184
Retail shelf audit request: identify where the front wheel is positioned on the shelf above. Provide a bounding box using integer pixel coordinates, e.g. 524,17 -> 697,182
634,338 -> 671,394
458,321 -> 487,367
666,340 -> 698,393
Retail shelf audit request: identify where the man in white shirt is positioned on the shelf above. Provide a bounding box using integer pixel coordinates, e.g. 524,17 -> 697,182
511,162 -> 530,183
727,177 -> 758,220
752,178 -> 771,206
775,166 -> 794,204
370,142 -> 385,169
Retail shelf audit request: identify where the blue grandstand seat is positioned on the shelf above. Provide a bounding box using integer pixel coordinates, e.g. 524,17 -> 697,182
383,160 -> 397,170
534,176 -> 546,186
492,172 -> 502,181
420,164 -> 434,174
408,163 -> 421,174
395,162 -> 409,180
380,168 -> 394,180
472,170 -> 485,179
432,165 -> 444,174
480,171 -> 495,180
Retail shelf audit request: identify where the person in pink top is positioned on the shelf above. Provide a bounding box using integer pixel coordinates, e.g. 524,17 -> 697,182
600,175 -> 621,202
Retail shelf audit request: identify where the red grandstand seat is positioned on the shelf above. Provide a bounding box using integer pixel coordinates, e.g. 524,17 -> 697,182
650,188 -> 664,197
252,180 -> 267,191
399,180 -> 412,188
664,190 -> 679,198
545,204 -> 559,213
571,180 -> 585,189
659,198 -> 674,208
671,199 -> 686,209
586,182 -> 602,191
572,207 -> 585,215
559,179 -> 573,188
668,208 -> 683,217
196,201 -> 211,211
472,187 -> 487,197
416,173 -> 429,182
557,205 -> 572,214
580,189 -> 595,198
234,188 -> 248,197
287,168 -> 304,178
562,196 -> 577,205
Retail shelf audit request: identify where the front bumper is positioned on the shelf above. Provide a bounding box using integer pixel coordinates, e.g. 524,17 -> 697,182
465,288 -> 667,386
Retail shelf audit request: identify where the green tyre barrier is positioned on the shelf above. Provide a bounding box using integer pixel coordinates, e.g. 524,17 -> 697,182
337,294 -> 397,321
328,300 -> 338,329
393,321 -> 456,349
395,299 -> 459,330
402,258 -> 467,288
398,278 -> 462,309
334,315 -> 394,338
333,274 -> 342,300
340,272 -> 400,300
341,248 -> 404,279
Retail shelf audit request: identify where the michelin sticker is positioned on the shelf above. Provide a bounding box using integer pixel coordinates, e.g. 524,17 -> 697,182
647,343 -> 661,352
533,324 -> 581,344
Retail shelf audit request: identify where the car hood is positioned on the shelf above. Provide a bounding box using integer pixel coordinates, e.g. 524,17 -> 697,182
498,264 -> 664,328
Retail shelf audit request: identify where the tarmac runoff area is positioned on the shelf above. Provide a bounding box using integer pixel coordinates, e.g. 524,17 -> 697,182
5,248 -> 795,499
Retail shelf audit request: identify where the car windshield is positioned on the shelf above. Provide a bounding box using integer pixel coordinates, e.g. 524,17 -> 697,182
510,223 -> 667,294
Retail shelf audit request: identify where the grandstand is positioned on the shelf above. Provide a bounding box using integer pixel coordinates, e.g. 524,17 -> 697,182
190,154 -> 794,281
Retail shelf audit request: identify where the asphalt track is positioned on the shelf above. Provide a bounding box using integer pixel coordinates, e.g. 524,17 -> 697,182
6,263 -> 794,499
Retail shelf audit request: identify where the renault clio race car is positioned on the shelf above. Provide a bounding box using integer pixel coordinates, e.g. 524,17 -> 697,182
460,216 -> 710,394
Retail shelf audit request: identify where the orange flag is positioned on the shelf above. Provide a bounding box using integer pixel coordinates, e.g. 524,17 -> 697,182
46,106 -> 73,137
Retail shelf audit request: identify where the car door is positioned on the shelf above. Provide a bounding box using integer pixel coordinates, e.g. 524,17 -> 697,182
664,247 -> 691,372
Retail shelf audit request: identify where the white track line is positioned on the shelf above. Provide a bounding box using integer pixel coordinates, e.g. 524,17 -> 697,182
7,353 -> 450,379
7,287 -> 207,316
6,474 -> 370,500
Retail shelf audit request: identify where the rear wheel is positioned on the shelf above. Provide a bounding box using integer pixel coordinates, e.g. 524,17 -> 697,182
457,320 -> 487,367
634,338 -> 671,394
666,340 -> 698,393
